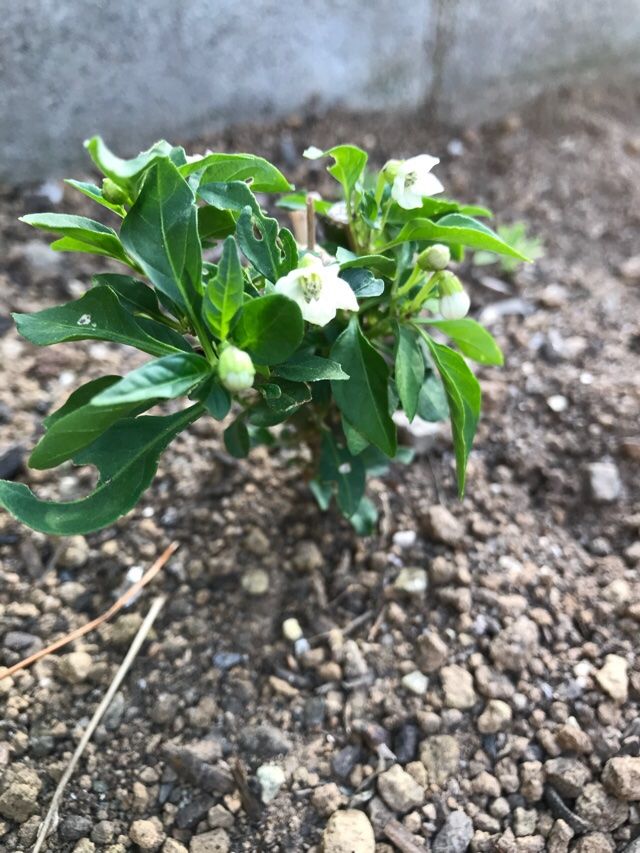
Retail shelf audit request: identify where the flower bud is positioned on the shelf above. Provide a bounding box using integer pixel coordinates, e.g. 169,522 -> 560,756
382,159 -> 402,182
438,272 -> 470,320
218,346 -> 255,392
102,178 -> 129,205
417,243 -> 450,271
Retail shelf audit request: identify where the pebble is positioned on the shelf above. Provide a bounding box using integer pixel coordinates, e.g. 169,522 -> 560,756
432,810 -> 473,853
239,724 -> 292,758
544,757 -> 590,798
547,819 -> 574,853
595,654 -> 628,703
245,527 -> 270,556
416,630 -> 449,672
393,567 -> 428,595
207,804 -> 234,830
377,764 -> 424,813
477,699 -> 512,733
311,782 -> 346,816
128,819 -> 165,850
513,807 -> 538,836
420,735 -> 460,786
60,815 -> 93,841
256,763 -> 286,803
73,840 -> 96,853
282,617 -> 303,642
293,540 -> 323,572
58,535 -> 90,568
401,670 -> 429,696
602,756 -> 640,800
190,829 -> 230,853
162,840 -> 188,853
57,651 -> 93,684
575,782 -> 629,831
587,461 -> 622,503
240,568 -> 270,595
0,768 -> 42,822
490,616 -> 539,672
572,833 -> 615,853
422,505 -> 464,546
322,809 -> 375,853
441,664 -> 477,709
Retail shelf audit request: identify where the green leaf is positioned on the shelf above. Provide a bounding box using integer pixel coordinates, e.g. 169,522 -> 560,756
428,319 -> 504,365
20,213 -> 131,265
0,405 -> 201,535
236,206 -> 296,281
319,431 -> 366,517
249,379 -> 311,426
423,335 -> 481,495
203,236 -> 244,339
13,286 -> 188,358
330,318 -> 396,457
340,268 -> 385,298
224,418 -> 250,458
233,294 -> 303,365
120,160 -> 202,311
84,136 -> 186,195
386,213 -> 530,260
342,417 -> 369,455
180,153 -> 292,192
92,274 -> 163,319
417,372 -> 449,422
198,181 -> 261,214
190,376 -> 232,420
388,197 -> 492,223
394,325 -> 425,421
304,145 -> 368,197
349,496 -> 378,535
65,180 -> 126,216
277,194 -> 333,216
273,355 -> 349,382
337,250 -> 396,277
91,353 -> 210,406
198,206 -> 236,242
29,377 -> 153,470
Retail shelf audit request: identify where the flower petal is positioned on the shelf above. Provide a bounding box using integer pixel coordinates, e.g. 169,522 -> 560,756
405,154 -> 440,174
299,292 -> 338,326
274,271 -> 304,303
414,171 -> 444,197
331,275 -> 360,312
392,177 -> 422,210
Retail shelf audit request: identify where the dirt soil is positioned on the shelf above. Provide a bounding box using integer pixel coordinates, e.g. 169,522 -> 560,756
0,83 -> 639,853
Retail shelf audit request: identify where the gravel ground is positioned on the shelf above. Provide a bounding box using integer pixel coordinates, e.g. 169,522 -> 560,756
0,82 -> 639,852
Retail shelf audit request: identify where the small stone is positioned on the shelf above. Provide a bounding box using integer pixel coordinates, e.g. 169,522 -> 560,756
422,505 -> 464,546
520,762 -> 545,802
207,804 -> 234,830
432,810 -> 473,853
547,819 -> 574,853
58,535 -> 90,568
575,782 -> 629,831
240,568 -> 269,595
556,723 -> 592,754
377,764 -> 424,813
239,724 -> 292,758
311,782 -> 346,817
73,841 -> 97,853
256,763 -> 286,803
57,651 -> 93,684
620,254 -> 640,282
163,840 -> 188,853
472,770 -> 501,798
587,461 -> 622,503
60,815 -> 93,841
416,630 -> 448,672
490,617 -> 539,673
595,654 -> 628,703
602,756 -> 640,800
441,664 -> 477,709
477,699 -> 512,733
110,613 -> 143,646
0,768 -> 42,822
394,567 -> 428,595
513,807 -> 537,836
544,757 -> 590,798
293,540 -> 323,572
322,810 -> 375,853
420,735 -> 460,786
245,527 -> 270,556
92,820 -> 116,844
190,829 -> 230,853
572,833 -> 615,853
282,617 -> 303,642
401,670 -> 429,696
129,819 -> 165,850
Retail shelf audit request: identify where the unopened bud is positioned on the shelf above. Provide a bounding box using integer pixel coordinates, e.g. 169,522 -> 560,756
417,243 -> 450,271
102,178 -> 129,205
218,346 -> 255,392
438,272 -> 470,320
382,159 -> 402,182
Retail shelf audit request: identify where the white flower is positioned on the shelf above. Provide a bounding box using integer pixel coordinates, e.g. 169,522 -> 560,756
439,290 -> 471,320
274,254 -> 358,326
218,346 -> 255,392
391,154 -> 444,210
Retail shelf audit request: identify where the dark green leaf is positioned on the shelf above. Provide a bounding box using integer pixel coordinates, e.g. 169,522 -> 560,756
0,405 -> 201,535
203,236 -> 244,339
417,372 -> 449,422
428,318 -> 504,365
13,286 -> 188,357
198,206 -> 236,242
180,153 -> 292,192
330,318 -> 396,457
342,417 -> 369,455
92,273 -> 162,318
249,380 -> 311,426
91,353 -> 210,406
340,268 -> 385,297
236,206 -> 295,281
120,160 -> 202,311
65,180 -> 126,215
224,418 -> 250,458
319,432 -> 366,517
386,213 -> 530,260
84,136 -> 186,195
349,496 -> 378,535
233,294 -> 303,365
337,250 -> 395,277
394,324 -> 425,421
198,181 -> 260,214
388,197 -> 493,223
20,213 -> 131,265
273,355 -> 349,382
424,336 -> 481,495
191,377 -> 232,420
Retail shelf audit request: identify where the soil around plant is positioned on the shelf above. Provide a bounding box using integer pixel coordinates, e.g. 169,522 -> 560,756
0,82 -> 639,852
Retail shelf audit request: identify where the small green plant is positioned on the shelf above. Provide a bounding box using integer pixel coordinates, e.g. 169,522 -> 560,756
0,139 -> 529,536
473,220 -> 543,274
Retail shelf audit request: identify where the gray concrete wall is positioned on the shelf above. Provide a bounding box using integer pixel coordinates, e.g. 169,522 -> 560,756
1,0 -> 639,182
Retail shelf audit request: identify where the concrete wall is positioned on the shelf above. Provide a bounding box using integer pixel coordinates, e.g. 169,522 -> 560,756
1,0 -> 639,182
